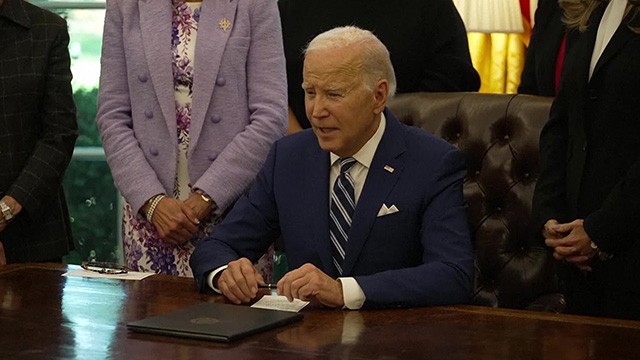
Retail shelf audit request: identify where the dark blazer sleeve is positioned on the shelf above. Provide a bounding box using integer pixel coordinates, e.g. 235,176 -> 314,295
6,18 -> 77,217
356,148 -> 473,307
518,43 -> 540,95
583,161 -> 640,253
190,143 -> 282,292
420,0 -> 480,92
530,85 -> 570,242
519,0 -> 562,96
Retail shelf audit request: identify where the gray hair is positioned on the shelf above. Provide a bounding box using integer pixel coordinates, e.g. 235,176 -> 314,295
304,26 -> 397,97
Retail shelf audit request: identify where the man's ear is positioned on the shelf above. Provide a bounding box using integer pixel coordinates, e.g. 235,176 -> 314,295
372,79 -> 389,115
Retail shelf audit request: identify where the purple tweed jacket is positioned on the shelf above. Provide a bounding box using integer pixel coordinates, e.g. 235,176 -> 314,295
97,0 -> 287,214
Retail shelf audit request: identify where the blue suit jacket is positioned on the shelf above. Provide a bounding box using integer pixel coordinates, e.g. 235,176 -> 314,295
191,110 -> 473,308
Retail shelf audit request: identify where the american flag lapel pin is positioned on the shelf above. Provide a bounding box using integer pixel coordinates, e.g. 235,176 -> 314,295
384,165 -> 394,173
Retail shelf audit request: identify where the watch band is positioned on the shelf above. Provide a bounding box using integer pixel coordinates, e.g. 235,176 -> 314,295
590,241 -> 613,261
0,200 -> 14,222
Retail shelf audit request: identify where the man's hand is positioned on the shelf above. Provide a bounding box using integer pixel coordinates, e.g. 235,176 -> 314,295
184,193 -> 213,221
149,197 -> 199,245
544,219 -> 597,271
277,263 -> 344,308
217,258 -> 265,304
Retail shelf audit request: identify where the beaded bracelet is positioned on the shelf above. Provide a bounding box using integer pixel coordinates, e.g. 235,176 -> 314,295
146,194 -> 166,222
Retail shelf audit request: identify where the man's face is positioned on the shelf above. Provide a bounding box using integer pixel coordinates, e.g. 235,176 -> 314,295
303,47 -> 385,157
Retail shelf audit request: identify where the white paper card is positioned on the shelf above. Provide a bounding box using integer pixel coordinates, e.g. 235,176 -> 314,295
251,295 -> 309,312
62,269 -> 154,281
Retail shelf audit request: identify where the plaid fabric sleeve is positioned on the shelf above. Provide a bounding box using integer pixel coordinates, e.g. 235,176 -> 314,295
7,20 -> 78,217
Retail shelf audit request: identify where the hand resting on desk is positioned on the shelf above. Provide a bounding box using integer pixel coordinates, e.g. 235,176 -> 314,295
277,263 -> 344,308
216,257 -> 266,304
217,259 -> 344,308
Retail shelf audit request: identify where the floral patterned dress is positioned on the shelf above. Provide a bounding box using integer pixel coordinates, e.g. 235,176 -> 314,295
121,1 -> 273,278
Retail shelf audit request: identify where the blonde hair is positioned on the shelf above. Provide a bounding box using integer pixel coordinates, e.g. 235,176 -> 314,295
304,26 -> 397,97
560,0 -> 640,32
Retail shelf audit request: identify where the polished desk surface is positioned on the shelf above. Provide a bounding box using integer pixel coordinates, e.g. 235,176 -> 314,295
1,264 -> 640,360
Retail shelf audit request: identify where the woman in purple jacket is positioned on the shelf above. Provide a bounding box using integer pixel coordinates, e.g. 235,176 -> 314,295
97,0 -> 287,276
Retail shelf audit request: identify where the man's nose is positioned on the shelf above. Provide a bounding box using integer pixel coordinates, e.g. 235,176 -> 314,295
312,96 -> 329,118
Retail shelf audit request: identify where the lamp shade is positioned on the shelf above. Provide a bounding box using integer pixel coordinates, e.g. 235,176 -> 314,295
453,0 -> 525,33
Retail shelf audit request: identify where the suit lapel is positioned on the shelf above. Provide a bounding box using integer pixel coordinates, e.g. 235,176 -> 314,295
572,4 -> 605,115
0,0 -> 31,29
188,0 -> 239,157
139,0 -> 175,142
342,111 -> 406,276
591,15 -> 636,79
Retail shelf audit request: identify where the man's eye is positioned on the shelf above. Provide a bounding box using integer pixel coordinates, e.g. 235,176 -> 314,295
328,92 -> 341,98
305,89 -> 316,96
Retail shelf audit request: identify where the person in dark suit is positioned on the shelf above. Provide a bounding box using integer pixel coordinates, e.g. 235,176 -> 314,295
519,0 -> 578,96
531,0 -> 640,320
278,0 -> 480,133
191,26 -> 473,309
0,0 -> 77,264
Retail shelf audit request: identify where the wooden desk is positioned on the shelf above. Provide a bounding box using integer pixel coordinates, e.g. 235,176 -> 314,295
1,264 -> 639,359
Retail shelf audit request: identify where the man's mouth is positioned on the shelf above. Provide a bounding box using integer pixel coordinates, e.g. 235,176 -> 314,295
318,127 -> 337,133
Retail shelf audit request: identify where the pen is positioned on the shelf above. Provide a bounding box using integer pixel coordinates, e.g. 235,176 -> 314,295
258,283 -> 277,289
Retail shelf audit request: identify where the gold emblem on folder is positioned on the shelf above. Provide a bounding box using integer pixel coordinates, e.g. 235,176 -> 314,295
219,18 -> 232,32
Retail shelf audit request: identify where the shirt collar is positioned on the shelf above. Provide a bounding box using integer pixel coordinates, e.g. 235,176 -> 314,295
0,0 -> 32,29
330,112 -> 386,169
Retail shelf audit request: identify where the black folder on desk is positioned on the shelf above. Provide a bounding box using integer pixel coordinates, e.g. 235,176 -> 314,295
127,302 -> 303,342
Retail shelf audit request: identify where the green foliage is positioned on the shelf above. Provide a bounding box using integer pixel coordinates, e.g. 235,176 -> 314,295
63,160 -> 119,264
63,87 -> 120,264
73,87 -> 102,147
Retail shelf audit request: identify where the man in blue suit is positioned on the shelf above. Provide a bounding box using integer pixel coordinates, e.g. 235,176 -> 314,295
190,26 -> 473,309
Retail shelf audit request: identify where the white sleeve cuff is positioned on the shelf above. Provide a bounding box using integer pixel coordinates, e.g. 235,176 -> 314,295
338,277 -> 366,310
207,265 -> 228,294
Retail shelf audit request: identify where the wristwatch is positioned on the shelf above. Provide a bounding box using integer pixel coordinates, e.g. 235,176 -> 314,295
195,189 -> 215,209
590,241 -> 613,261
0,200 -> 14,222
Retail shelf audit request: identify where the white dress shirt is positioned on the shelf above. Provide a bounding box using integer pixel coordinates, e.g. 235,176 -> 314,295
589,0 -> 626,80
208,113 -> 387,310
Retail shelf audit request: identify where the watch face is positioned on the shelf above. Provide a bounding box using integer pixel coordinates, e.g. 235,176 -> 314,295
0,201 -> 12,221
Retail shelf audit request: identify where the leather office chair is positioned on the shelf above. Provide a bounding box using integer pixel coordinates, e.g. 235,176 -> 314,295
388,92 -> 564,312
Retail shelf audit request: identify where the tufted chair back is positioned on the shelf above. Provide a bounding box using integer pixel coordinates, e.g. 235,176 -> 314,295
388,92 -> 560,310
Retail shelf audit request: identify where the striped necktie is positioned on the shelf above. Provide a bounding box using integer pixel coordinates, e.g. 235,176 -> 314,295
330,157 -> 357,275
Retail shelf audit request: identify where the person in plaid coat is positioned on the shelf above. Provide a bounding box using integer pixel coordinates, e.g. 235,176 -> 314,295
0,0 -> 77,264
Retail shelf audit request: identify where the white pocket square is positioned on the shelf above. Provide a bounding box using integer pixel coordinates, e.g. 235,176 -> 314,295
377,203 -> 399,217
